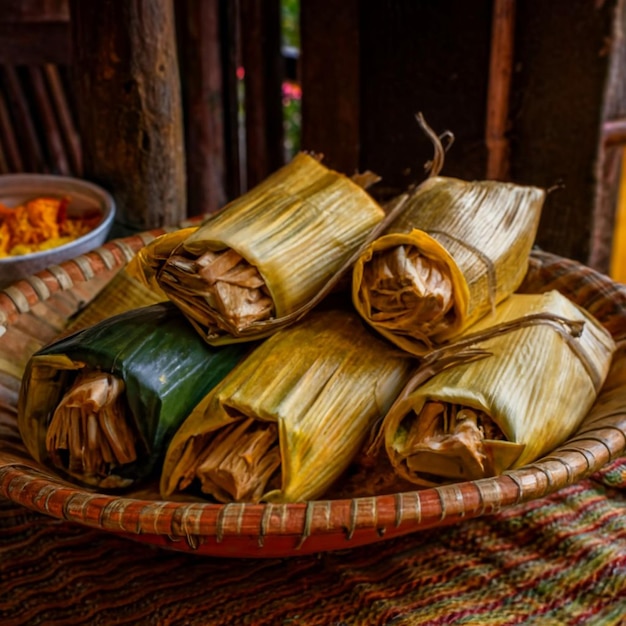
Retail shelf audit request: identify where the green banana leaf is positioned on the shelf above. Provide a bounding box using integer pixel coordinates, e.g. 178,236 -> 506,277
18,302 -> 250,490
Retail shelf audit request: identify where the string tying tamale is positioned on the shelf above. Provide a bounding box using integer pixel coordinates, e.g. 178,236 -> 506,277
155,152 -> 386,345
17,302 -> 248,490
160,309 -> 415,503
374,290 -> 615,487
352,176 -> 546,355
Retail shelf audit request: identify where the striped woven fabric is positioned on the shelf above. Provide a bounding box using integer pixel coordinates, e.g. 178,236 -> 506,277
1,459 -> 625,625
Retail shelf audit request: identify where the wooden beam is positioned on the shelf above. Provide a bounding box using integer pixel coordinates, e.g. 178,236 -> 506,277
220,0 -> 243,201
604,118 -> 626,147
485,0 -> 516,181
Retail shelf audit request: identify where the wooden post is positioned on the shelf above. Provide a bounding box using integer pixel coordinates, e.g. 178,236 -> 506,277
240,0 -> 284,189
221,0 -> 243,201
70,0 -> 186,231
590,0 -> 626,274
176,0 -> 228,216
485,0 -> 515,181
300,0 -> 361,176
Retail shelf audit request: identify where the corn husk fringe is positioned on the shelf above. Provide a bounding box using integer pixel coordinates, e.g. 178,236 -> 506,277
160,309 -> 415,503
373,290 -> 615,487
352,175 -> 546,356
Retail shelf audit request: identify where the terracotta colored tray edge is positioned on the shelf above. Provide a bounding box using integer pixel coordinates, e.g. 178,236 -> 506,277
1,410 -> 623,557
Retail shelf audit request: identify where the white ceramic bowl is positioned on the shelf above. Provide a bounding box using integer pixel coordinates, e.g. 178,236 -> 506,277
0,174 -> 116,288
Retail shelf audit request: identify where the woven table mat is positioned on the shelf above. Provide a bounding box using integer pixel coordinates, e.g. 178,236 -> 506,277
1,459 -> 625,626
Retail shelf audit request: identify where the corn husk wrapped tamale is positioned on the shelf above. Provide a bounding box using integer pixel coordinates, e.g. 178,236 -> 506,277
375,290 -> 615,487
155,152 -> 386,345
160,309 -> 415,503
17,302 -> 249,490
352,176 -> 546,355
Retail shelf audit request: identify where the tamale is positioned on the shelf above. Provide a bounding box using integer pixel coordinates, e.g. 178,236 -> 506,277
155,152 -> 386,344
160,309 -> 415,503
18,302 -> 249,490
377,290 -> 615,487
352,176 -> 546,355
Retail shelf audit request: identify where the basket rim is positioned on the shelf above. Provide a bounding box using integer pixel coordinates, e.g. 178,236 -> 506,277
1,417 -> 624,539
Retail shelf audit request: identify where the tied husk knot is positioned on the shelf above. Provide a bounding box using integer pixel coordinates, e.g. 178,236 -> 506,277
352,174 -> 546,356
372,291 -> 615,487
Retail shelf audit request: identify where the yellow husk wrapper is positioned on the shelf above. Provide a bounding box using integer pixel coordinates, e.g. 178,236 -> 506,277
352,176 -> 546,355
380,290 -> 615,487
157,152 -> 385,345
160,309 -> 414,503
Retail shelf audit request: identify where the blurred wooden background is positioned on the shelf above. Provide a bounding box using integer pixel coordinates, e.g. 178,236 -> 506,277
0,0 -> 625,279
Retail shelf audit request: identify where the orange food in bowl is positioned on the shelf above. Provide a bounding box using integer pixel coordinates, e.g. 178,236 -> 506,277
0,197 -> 102,257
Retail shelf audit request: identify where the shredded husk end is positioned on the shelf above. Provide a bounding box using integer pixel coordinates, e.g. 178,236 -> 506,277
45,371 -> 142,489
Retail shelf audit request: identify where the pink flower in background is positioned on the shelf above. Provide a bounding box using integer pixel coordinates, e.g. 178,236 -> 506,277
282,80 -> 302,104
235,66 -> 301,158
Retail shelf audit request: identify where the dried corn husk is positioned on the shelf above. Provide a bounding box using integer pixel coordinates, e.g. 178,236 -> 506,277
160,309 -> 415,503
18,302 -> 248,490
156,152 -> 386,345
352,176 -> 546,355
377,290 -> 615,487
125,226 -> 199,296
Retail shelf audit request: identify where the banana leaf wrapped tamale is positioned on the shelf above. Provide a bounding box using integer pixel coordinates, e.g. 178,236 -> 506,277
352,176 -> 546,355
17,302 -> 249,490
160,309 -> 415,503
375,290 -> 615,487
155,152 -> 386,345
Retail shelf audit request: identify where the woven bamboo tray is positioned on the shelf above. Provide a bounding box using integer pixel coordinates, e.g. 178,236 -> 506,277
1,231 -> 625,558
